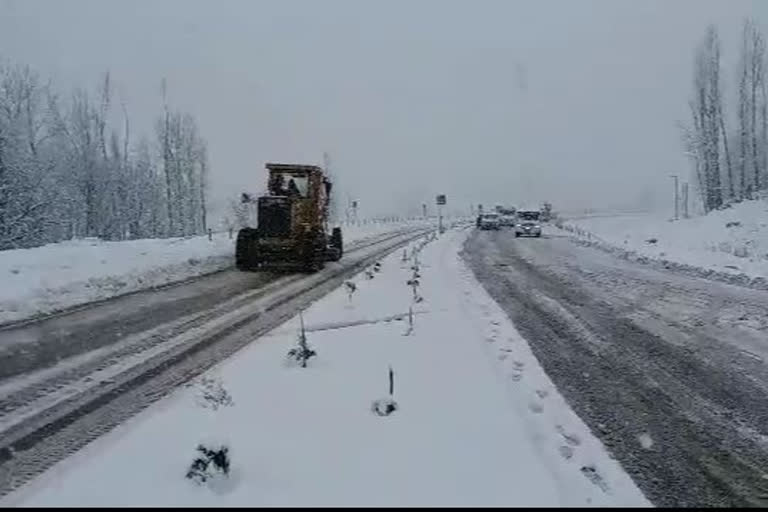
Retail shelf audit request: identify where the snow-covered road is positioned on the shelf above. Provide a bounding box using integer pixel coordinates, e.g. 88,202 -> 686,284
0,227 -> 431,382
2,227 -> 647,507
464,227 -> 768,507
0,227 -> 434,497
0,220 -> 435,326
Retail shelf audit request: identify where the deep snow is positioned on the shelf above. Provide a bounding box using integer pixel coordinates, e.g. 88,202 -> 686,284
559,198 -> 768,285
0,220 -> 432,326
2,228 -> 648,507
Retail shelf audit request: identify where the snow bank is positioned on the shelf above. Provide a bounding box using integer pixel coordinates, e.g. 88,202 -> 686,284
4,228 -> 647,507
558,199 -> 768,289
0,220 -> 435,326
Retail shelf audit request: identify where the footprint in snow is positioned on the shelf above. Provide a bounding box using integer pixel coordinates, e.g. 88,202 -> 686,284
556,425 -> 581,446
513,360 -> 525,370
528,402 -> 544,414
498,353 -> 509,361
580,465 -> 610,493
536,389 -> 549,399
558,445 -> 574,460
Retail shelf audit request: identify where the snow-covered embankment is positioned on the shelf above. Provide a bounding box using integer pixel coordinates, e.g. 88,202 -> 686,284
557,198 -> 768,289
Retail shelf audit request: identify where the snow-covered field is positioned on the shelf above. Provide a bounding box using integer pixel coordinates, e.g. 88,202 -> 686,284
0,220 -> 433,326
3,227 -> 648,507
558,198 -> 768,287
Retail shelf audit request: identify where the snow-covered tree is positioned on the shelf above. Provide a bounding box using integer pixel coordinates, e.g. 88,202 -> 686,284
155,93 -> 209,238
737,19 -> 767,198
0,62 -> 56,249
686,26 -> 725,212
0,60 -> 212,250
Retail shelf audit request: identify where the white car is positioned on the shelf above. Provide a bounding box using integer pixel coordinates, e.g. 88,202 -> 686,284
515,221 -> 542,237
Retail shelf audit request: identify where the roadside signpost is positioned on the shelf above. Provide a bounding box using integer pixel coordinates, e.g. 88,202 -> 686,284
436,194 -> 446,233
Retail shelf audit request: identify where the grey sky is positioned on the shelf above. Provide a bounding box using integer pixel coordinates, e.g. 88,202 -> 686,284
1,0 -> 765,220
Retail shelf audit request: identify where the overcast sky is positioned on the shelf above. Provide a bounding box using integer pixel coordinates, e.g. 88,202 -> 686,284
1,0 -> 766,220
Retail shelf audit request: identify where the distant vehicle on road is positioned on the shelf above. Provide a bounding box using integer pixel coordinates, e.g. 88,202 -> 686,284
517,209 -> 541,222
515,209 -> 542,237
515,221 -> 542,237
497,207 -> 517,228
478,213 -> 501,230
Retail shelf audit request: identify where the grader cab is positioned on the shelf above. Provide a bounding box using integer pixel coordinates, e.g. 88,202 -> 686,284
235,163 -> 343,272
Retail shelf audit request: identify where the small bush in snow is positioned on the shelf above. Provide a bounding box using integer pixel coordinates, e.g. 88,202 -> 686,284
344,281 -> 357,302
734,245 -> 749,258
726,221 -> 742,228
195,376 -> 234,411
371,366 -> 398,417
373,261 -> 382,272
186,444 -> 231,484
403,306 -> 415,336
365,269 -> 375,280
286,312 -> 316,368
645,238 -> 658,245
372,397 -> 398,416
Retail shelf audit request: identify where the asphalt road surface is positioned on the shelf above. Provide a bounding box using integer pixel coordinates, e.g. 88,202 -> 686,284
464,228 -> 768,508
0,269 -> 279,380
0,230 -> 419,381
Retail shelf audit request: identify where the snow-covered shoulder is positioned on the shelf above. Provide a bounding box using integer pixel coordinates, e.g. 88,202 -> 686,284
558,199 -> 768,287
3,227 -> 648,507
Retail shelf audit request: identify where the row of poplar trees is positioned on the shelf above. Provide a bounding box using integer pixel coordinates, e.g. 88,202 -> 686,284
683,19 -> 768,213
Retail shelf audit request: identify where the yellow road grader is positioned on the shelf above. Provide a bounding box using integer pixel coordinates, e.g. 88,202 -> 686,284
235,163 -> 343,272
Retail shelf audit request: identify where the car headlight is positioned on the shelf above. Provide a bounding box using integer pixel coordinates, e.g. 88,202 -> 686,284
535,225 -> 540,229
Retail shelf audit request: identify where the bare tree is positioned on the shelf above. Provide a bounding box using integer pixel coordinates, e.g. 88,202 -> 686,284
739,22 -> 750,198
737,19 -> 767,198
750,25 -> 765,191
0,63 -> 52,248
0,58 -> 214,250
687,26 -> 724,212
679,117 -> 707,208
228,195 -> 251,229
198,140 -> 208,233
719,91 -> 735,201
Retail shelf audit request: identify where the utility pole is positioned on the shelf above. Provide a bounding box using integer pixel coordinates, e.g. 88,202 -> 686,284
670,175 -> 679,221
681,182 -> 689,219
422,203 -> 427,219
